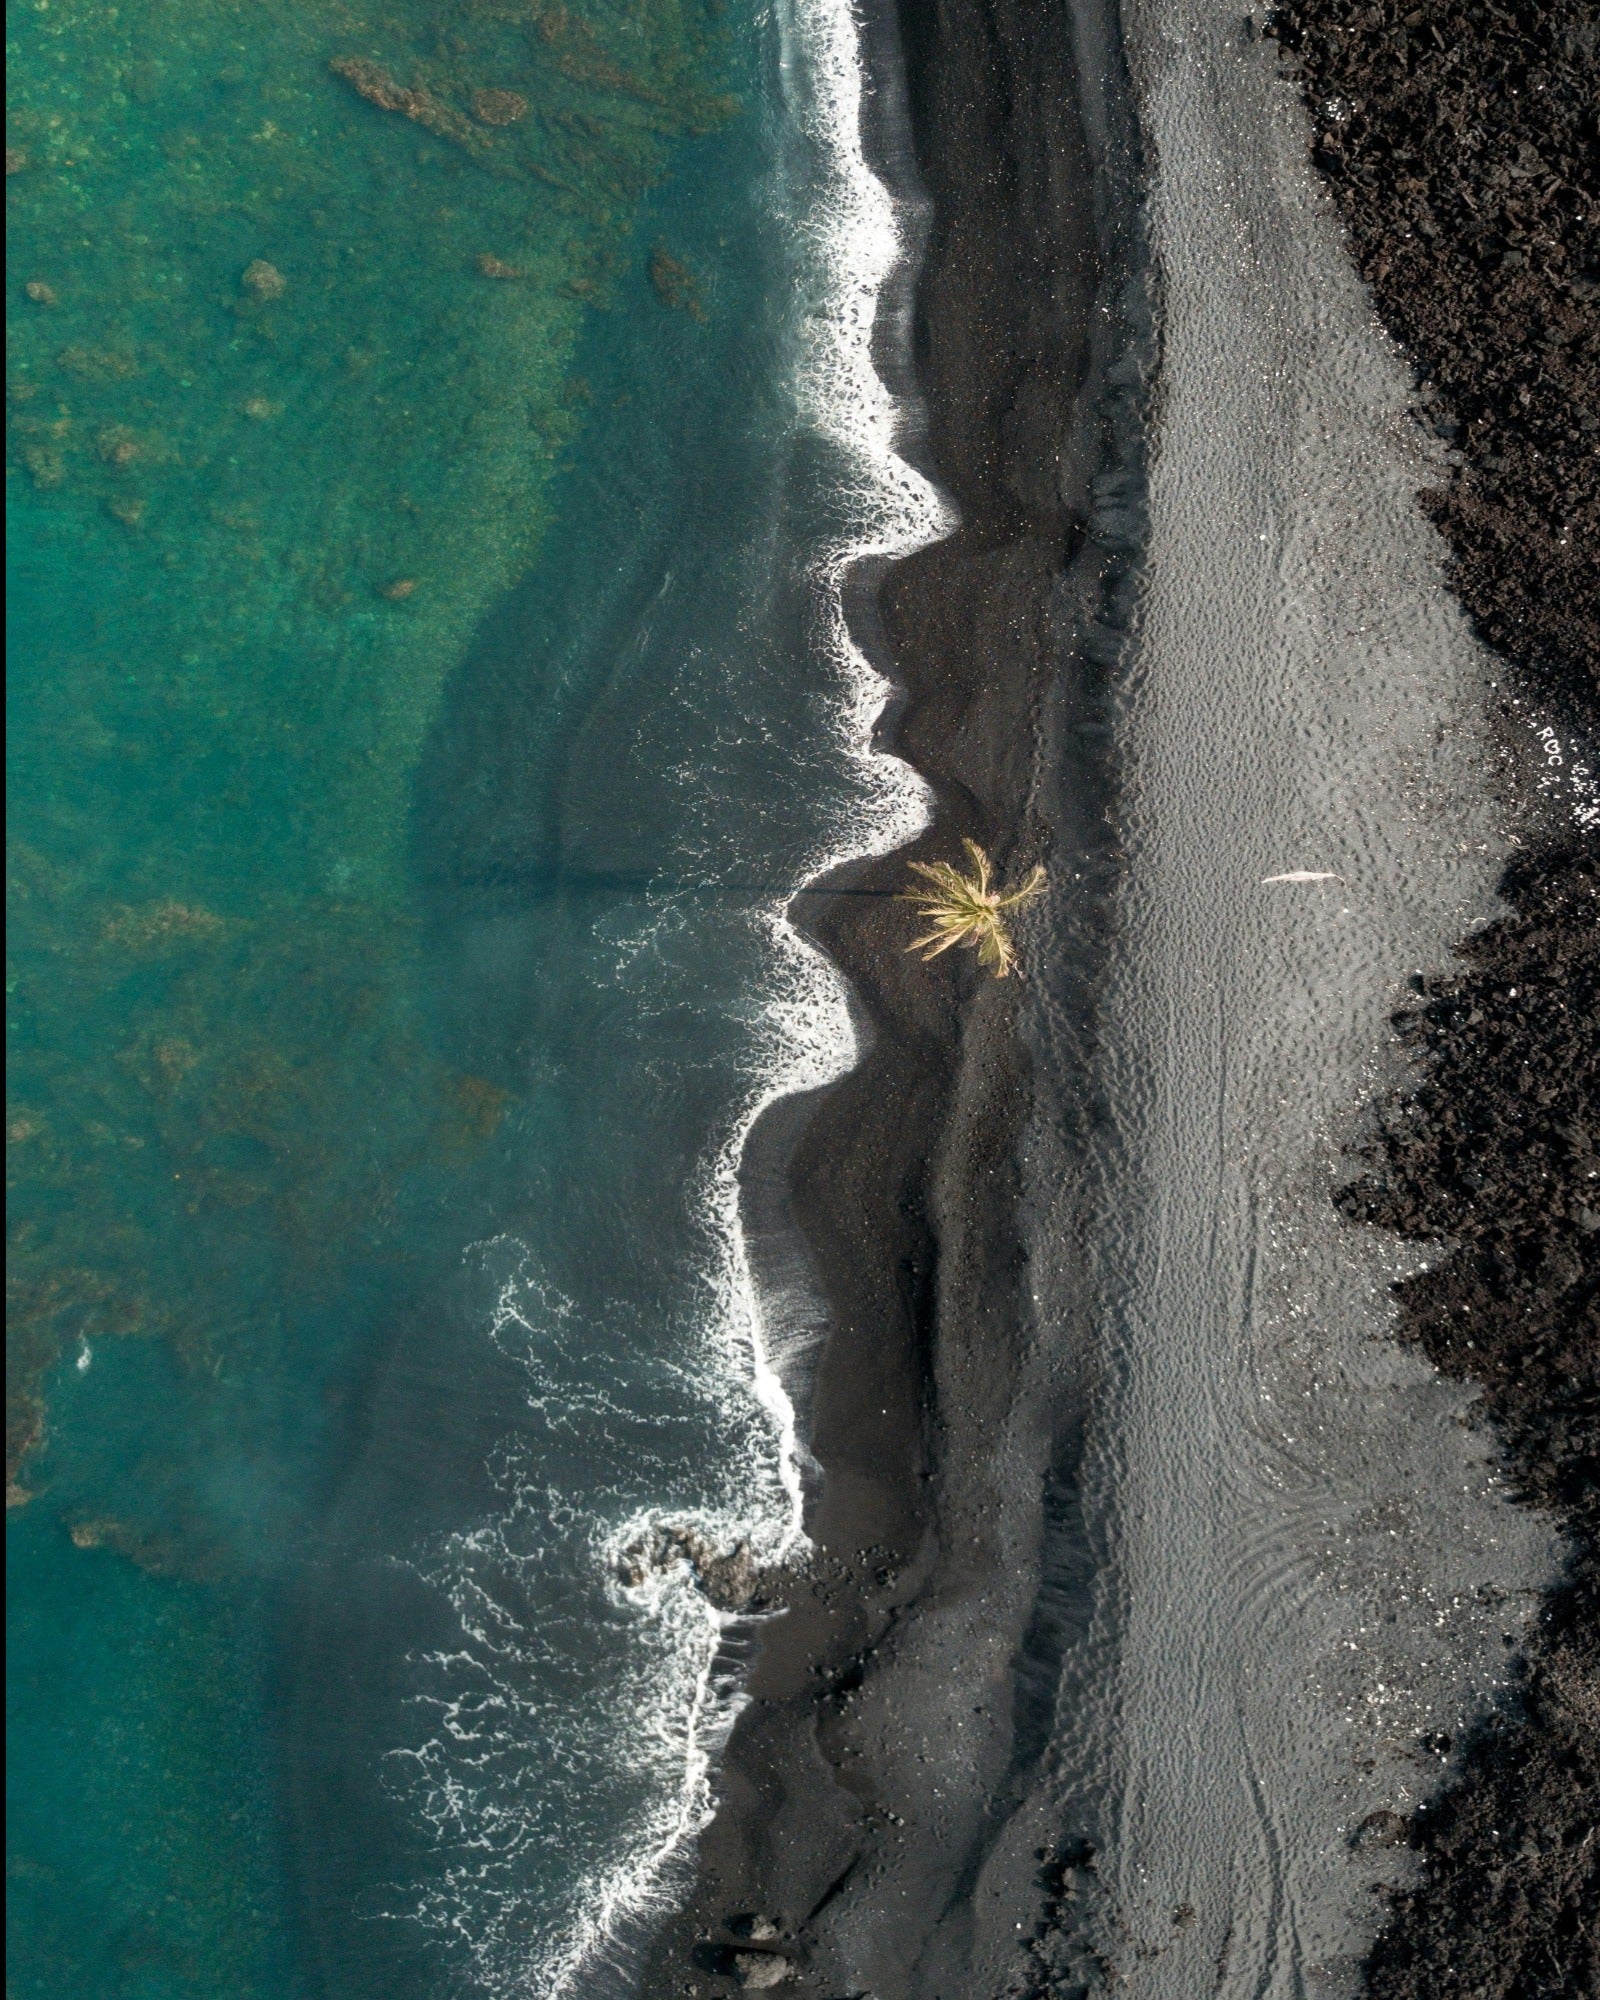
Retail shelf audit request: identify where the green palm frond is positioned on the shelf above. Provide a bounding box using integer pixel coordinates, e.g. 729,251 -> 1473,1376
898,838 -> 1047,979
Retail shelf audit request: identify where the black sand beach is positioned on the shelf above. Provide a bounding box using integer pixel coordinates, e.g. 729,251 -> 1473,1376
642,0 -> 1137,1986
644,0 -> 1597,1994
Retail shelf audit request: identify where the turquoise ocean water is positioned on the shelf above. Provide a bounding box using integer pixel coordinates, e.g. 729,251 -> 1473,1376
7,0 -> 940,1993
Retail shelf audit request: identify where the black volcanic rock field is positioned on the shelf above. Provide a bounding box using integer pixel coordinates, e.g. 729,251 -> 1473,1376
1336,848 -> 1599,1999
1266,0 -> 1598,715
1268,2 -> 1600,1991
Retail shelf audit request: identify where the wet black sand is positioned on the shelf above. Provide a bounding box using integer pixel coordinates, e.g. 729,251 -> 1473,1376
1265,3 -> 1600,1991
641,0 -> 1136,1987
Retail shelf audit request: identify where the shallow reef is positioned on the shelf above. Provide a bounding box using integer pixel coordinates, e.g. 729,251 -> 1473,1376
7,0 -> 735,1506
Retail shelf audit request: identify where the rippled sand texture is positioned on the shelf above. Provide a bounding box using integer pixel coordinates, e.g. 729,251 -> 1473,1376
1025,6 -> 1558,1994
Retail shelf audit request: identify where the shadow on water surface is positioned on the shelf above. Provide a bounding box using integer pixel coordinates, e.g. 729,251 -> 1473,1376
278,247 -> 778,2000
272,41 -> 907,1989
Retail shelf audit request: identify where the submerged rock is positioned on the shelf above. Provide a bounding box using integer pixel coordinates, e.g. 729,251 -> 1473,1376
330,57 -> 481,152
617,1522 -> 772,1613
471,88 -> 528,127
23,444 -> 64,488
242,259 -> 285,301
648,245 -> 707,322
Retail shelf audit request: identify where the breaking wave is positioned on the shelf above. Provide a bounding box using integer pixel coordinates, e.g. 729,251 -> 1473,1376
385,0 -> 950,1990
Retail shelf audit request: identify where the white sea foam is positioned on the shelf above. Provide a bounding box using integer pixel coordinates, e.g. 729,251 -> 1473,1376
780,0 -> 955,849
390,0 -> 951,1990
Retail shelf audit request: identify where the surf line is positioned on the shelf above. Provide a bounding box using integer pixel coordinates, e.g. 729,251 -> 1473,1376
714,0 -> 955,1541
541,0 -> 956,1992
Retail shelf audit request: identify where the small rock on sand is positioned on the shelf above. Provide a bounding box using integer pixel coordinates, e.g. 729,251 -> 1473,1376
1350,1808 -> 1408,1851
732,1952 -> 791,1990
25,280 -> 58,307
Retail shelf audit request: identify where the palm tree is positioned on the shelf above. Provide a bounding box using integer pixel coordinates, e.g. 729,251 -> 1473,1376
900,839 -> 1047,979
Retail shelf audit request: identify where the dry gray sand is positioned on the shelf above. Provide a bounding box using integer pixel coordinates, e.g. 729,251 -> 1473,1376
1008,4 -> 1560,1993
